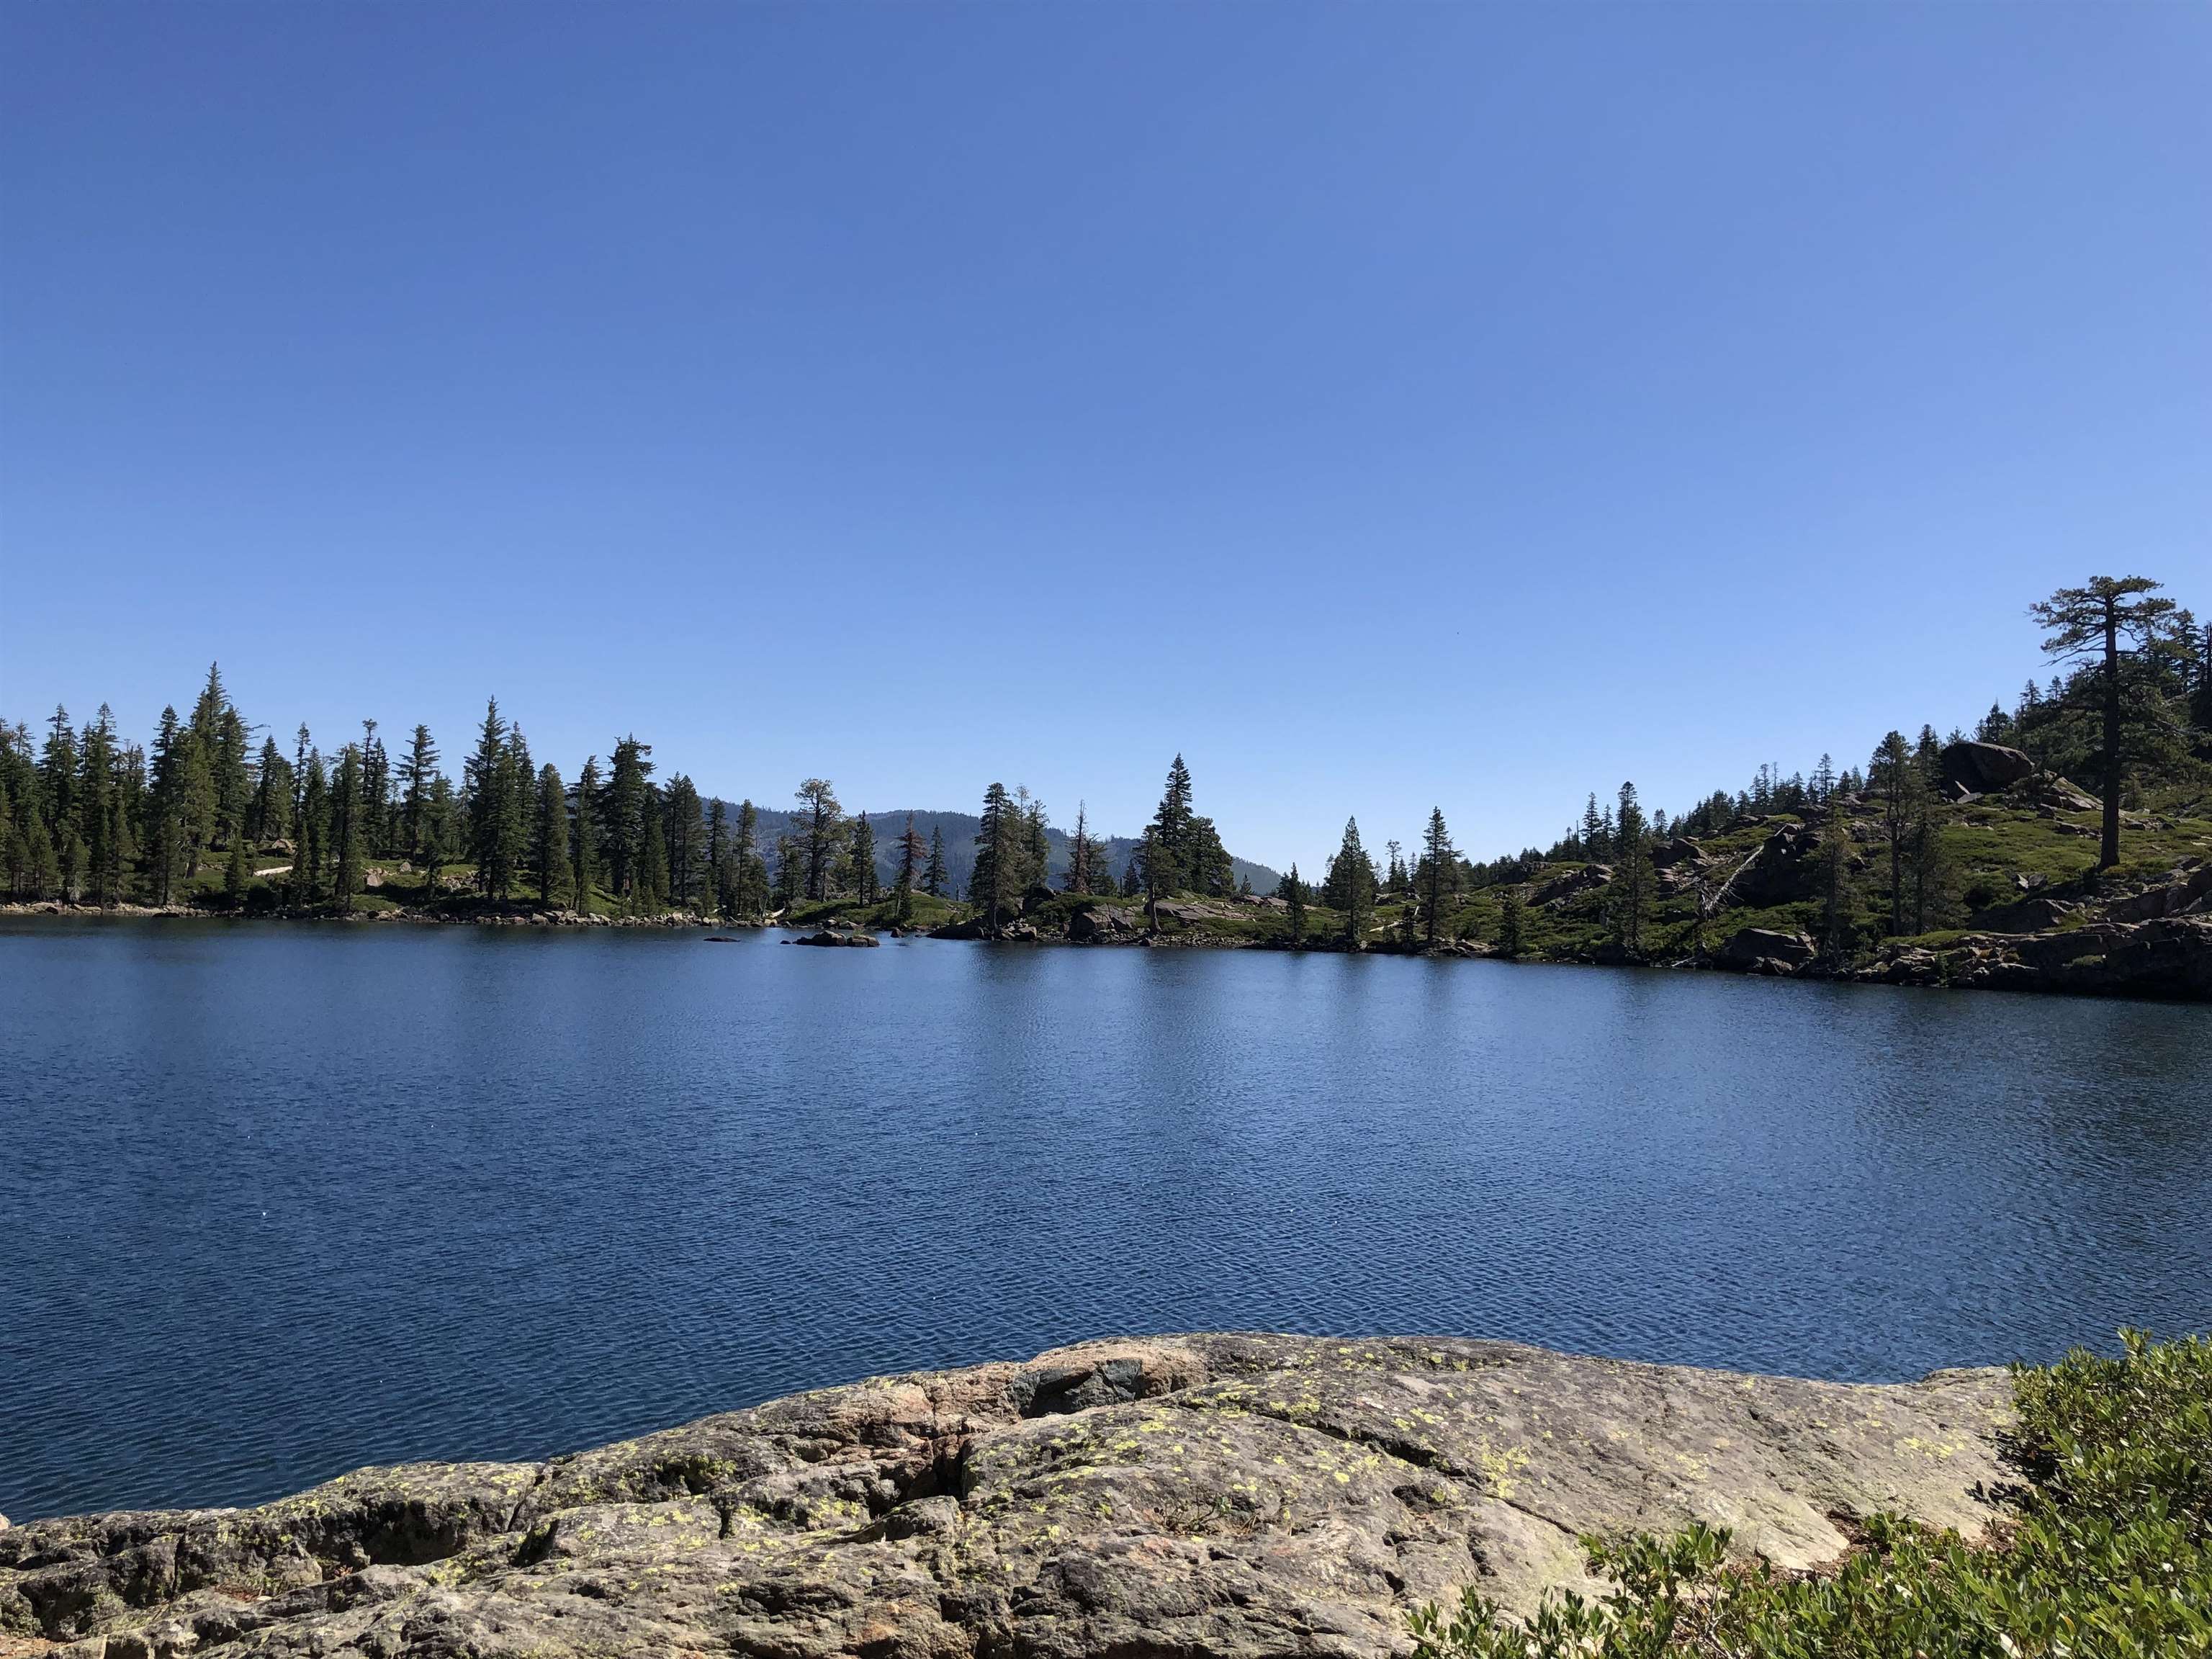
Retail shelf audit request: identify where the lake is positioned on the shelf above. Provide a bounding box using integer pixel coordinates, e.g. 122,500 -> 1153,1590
2,919 -> 2207,1522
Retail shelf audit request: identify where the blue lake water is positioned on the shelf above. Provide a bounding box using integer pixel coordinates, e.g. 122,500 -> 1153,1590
3,920 -> 2208,1521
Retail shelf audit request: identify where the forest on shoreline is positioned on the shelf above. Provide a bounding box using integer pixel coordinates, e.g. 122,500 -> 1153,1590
5,575 -> 2208,977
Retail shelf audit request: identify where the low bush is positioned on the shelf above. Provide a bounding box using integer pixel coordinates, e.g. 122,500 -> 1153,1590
1410,1330 -> 2212,1658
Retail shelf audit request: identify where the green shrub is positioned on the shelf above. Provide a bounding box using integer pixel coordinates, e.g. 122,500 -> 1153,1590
1410,1330 -> 2212,1658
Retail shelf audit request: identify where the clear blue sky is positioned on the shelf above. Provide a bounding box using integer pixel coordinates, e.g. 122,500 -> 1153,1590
3,4 -> 2206,870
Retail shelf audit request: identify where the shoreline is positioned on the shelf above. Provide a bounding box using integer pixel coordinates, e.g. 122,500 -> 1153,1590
6,898 -> 2208,1002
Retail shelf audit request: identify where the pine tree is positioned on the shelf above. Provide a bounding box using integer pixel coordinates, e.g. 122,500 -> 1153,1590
422,774 -> 454,898
400,724 -> 439,857
331,745 -> 366,911
1285,862 -> 1306,948
1323,817 -> 1376,949
604,737 -> 656,901
1146,755 -> 1195,895
1419,806 -> 1457,948
1497,885 -> 1526,959
796,778 -> 841,901
923,824 -> 948,898
734,799 -> 766,918
148,707 -> 186,905
294,750 -> 328,907
662,775 -> 706,911
706,798 -> 729,917
1816,793 -> 1857,963
358,720 -> 390,857
894,811 -> 926,922
972,783 -> 1018,930
2031,575 -> 2182,868
225,835 -> 251,909
773,833 -> 804,911
465,699 -> 512,900
534,763 -> 570,907
849,812 -> 878,906
250,737 -> 292,848
1068,801 -> 1092,894
1578,793 -> 1606,861
634,786 -> 668,914
1608,782 -> 1650,958
1871,731 -> 1912,937
571,757 -> 601,911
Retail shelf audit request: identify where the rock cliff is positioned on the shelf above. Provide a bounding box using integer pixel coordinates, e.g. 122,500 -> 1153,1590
0,1334 -> 2013,1658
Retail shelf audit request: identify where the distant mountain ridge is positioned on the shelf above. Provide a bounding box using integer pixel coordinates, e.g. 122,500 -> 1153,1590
721,804 -> 1280,898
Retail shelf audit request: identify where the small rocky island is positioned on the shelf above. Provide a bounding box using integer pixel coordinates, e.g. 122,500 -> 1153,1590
1,1334 -> 2013,1658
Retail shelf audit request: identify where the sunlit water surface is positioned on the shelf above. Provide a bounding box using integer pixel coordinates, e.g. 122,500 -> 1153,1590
3,920 -> 2207,1519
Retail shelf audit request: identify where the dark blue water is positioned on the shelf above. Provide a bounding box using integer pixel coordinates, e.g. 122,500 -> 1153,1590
3,920 -> 2208,1522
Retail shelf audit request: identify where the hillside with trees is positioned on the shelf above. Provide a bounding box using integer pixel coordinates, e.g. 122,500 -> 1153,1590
4,572 -> 2206,997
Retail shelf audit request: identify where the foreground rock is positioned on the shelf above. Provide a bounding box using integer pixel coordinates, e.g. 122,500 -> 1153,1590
0,1334 -> 2012,1658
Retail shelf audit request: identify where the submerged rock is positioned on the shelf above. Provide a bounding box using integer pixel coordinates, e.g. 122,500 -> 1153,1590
0,1334 -> 2012,1658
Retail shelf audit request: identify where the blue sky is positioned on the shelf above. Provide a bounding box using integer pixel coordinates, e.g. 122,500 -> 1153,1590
3,4 -> 2206,870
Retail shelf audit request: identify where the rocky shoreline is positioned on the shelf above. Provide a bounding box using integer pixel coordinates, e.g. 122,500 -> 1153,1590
0,1334 -> 2014,1658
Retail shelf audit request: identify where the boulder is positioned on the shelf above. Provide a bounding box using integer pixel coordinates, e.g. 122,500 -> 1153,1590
1714,927 -> 1817,975
0,1334 -> 2013,1657
793,929 -> 880,948
1531,863 -> 1610,908
1938,740 -> 2036,796
1020,883 -> 1058,916
1714,822 -> 1822,910
1067,905 -> 1143,943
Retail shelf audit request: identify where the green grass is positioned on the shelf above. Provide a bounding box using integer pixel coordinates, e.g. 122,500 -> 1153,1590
1411,1329 -> 2212,1659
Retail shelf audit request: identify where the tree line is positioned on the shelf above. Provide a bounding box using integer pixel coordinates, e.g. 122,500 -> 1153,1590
6,575 -> 2206,950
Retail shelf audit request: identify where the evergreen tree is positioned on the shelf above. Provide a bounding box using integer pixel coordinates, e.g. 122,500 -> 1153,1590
1285,862 -> 1305,948
421,774 -> 455,898
971,782 -> 1019,930
1497,884 -> 1527,959
1323,817 -> 1376,949
848,811 -> 879,906
1419,806 -> 1457,948
359,720 -> 390,857
2031,575 -> 2183,868
1816,793 -> 1857,963
662,775 -> 706,911
894,811 -> 926,922
78,709 -> 122,907
147,707 -> 186,905
773,832 -> 804,911
293,750 -> 328,907
1187,814 -> 1233,896
534,763 -> 571,907
571,757 -> 601,910
331,745 -> 366,910
603,737 -> 655,901
1871,731 -> 1912,937
922,824 -> 948,898
465,699 -> 513,899
1146,755 -> 1195,894
734,799 -> 767,918
1067,801 -> 1094,894
706,797 -> 729,917
634,784 -> 668,913
250,737 -> 292,848
399,724 -> 439,857
1578,793 -> 1606,860
1608,782 -> 1651,958
1015,789 -> 1048,895
225,835 -> 251,909
795,778 -> 841,901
